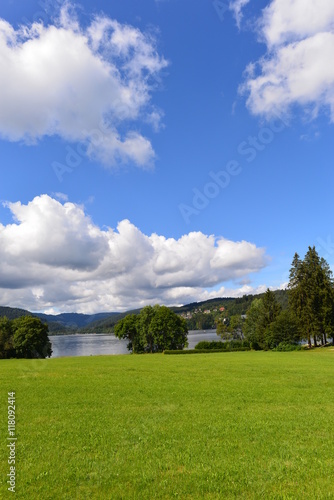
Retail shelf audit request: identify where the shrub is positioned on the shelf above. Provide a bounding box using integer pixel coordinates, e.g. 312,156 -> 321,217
194,341 -> 226,350
194,340 -> 251,351
164,349 -> 226,355
164,347 -> 251,355
272,342 -> 302,352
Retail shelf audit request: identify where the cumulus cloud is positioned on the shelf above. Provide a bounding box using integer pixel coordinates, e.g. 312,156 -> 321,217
241,0 -> 334,121
0,195 -> 268,313
0,5 -> 167,167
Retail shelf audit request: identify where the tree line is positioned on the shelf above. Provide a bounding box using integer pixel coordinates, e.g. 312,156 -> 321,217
219,247 -> 334,350
0,316 -> 52,359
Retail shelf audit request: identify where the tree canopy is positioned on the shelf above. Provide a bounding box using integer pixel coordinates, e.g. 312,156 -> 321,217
0,316 -> 52,359
243,290 -> 284,349
114,305 -> 188,353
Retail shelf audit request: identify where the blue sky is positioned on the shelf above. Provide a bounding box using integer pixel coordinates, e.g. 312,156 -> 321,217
1,0 -> 334,313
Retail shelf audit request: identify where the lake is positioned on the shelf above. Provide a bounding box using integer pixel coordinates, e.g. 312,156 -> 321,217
49,330 -> 221,358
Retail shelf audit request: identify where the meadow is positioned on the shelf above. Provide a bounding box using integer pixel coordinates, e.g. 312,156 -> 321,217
1,349 -> 334,499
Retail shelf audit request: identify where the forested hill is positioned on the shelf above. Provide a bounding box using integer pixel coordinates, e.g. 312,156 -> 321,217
0,307 -> 120,334
0,306 -> 33,320
82,290 -> 288,333
0,289 -> 288,334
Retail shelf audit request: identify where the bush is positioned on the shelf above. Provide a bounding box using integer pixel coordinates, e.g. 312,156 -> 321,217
164,347 -> 251,355
194,340 -> 250,351
194,341 -> 226,350
164,349 -> 226,355
272,342 -> 302,352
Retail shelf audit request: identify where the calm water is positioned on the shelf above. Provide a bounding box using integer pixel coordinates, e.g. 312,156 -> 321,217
49,330 -> 220,358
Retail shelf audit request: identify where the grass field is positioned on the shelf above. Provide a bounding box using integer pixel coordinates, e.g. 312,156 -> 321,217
1,349 -> 334,499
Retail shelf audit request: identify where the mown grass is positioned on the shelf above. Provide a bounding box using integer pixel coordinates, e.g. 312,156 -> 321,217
1,349 -> 334,499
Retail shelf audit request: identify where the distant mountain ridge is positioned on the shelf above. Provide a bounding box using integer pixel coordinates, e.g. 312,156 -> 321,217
0,290 -> 288,334
36,311 -> 119,329
0,306 -> 120,333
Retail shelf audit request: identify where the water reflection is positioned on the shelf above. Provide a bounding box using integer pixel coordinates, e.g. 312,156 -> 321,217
50,334 -> 129,358
187,330 -> 220,349
50,330 -> 221,358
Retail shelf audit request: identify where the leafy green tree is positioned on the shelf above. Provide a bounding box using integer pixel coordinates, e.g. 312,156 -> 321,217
244,290 -> 281,349
0,317 -> 15,359
244,298 -> 265,348
11,316 -> 52,358
149,305 -> 188,351
137,306 -> 156,353
114,305 -> 188,353
216,312 -> 230,339
266,310 -> 300,348
217,314 -> 244,341
114,314 -> 141,353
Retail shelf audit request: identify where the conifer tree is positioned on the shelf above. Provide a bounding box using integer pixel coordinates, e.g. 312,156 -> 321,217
288,246 -> 334,347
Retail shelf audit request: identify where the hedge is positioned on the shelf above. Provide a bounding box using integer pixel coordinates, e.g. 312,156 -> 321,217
194,340 -> 251,350
164,348 -> 251,355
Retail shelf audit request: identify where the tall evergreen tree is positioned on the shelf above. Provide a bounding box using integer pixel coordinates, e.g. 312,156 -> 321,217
318,257 -> 334,344
288,246 -> 334,347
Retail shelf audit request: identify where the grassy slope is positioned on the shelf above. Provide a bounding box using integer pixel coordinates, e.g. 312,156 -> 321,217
1,350 -> 334,499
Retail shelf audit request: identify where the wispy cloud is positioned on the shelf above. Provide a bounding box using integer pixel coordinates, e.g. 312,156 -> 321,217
229,0 -> 251,29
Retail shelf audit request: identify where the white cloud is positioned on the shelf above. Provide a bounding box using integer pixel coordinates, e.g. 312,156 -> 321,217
0,5 -> 167,167
261,0 -> 334,48
0,195 -> 268,313
229,0 -> 250,29
241,0 -> 334,121
53,192 -> 69,202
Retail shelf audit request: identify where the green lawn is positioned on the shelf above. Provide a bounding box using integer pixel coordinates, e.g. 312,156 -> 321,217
1,349 -> 334,499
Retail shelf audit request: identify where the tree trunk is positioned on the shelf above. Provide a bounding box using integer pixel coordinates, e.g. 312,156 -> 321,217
314,335 -> 318,347
308,335 -> 312,348
324,332 -> 327,345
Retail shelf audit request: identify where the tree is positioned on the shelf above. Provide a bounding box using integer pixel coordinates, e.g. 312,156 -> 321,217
244,298 -> 265,349
217,314 -> 244,341
262,289 -> 282,327
11,316 -> 52,358
0,317 -> 15,359
266,310 -> 300,349
318,257 -> 334,345
114,314 -> 141,353
114,305 -> 188,353
244,290 -> 281,349
137,306 -> 156,353
288,247 -> 334,347
148,306 -> 188,351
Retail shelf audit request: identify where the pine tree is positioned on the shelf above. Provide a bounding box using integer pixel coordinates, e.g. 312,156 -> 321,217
288,247 -> 334,347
